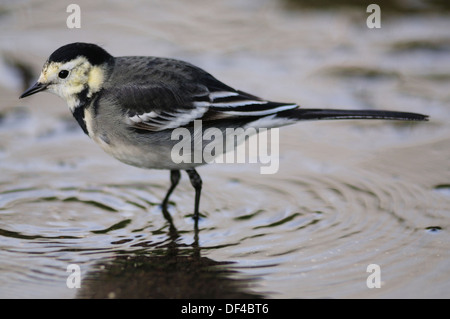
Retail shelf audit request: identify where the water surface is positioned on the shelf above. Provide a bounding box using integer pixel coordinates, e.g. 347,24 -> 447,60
0,0 -> 449,298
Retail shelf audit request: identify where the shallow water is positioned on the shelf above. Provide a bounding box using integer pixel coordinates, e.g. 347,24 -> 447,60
0,0 -> 449,298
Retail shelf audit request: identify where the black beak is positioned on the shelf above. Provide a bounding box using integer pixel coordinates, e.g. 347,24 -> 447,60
19,82 -> 48,99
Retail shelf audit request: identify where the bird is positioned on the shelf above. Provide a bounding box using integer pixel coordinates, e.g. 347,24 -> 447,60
19,42 -> 428,222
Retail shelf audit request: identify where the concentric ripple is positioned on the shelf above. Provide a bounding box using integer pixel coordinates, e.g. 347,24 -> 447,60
1,0 -> 450,299
0,153 -> 448,298
184,165 -> 449,298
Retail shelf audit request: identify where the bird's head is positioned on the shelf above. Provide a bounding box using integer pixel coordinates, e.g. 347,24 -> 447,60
19,42 -> 113,111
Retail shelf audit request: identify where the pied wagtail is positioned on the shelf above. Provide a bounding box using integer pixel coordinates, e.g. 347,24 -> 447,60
20,42 -> 428,222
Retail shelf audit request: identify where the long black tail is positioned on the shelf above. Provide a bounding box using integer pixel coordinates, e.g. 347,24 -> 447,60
278,108 -> 428,122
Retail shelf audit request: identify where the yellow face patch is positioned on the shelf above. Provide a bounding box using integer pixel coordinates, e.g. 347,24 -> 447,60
38,61 -> 62,83
87,65 -> 105,95
37,56 -> 106,104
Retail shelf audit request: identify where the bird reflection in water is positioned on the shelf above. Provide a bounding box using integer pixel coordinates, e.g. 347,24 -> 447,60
77,212 -> 265,299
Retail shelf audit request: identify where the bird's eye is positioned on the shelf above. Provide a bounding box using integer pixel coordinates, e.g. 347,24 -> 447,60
58,70 -> 69,79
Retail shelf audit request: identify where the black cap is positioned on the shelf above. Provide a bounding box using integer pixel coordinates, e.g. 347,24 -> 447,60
48,42 -> 113,66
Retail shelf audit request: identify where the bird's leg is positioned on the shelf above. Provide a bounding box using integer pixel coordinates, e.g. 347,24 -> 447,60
161,170 -> 181,215
185,168 -> 202,220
